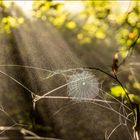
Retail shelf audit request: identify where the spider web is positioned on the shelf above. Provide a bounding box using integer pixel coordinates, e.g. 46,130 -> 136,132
0,65 -> 134,139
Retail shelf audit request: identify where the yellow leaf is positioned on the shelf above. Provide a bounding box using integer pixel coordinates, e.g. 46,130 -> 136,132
111,86 -> 126,97
133,82 -> 140,90
66,21 -> 76,30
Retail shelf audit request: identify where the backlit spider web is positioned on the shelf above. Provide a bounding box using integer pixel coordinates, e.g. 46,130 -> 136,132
0,65 -> 133,140
67,70 -> 99,101
49,68 -> 133,139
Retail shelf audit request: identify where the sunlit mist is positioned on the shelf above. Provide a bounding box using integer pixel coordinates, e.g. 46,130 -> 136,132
0,0 -> 140,140
117,0 -> 131,13
13,0 -> 33,17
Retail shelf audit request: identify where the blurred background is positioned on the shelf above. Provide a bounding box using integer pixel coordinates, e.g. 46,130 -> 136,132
0,0 -> 140,140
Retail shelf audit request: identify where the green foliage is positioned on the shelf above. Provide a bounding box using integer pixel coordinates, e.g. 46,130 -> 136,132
32,0 -> 140,48
110,85 -> 140,104
33,0 -> 66,28
110,85 -> 126,98
0,1 -> 25,34
133,82 -> 140,90
128,94 -> 140,104
0,16 -> 24,34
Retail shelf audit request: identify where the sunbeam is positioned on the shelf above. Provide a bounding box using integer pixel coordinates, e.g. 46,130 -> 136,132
13,0 -> 33,17
0,0 -> 139,139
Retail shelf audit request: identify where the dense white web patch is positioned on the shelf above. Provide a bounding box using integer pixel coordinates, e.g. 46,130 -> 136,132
67,71 -> 99,101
